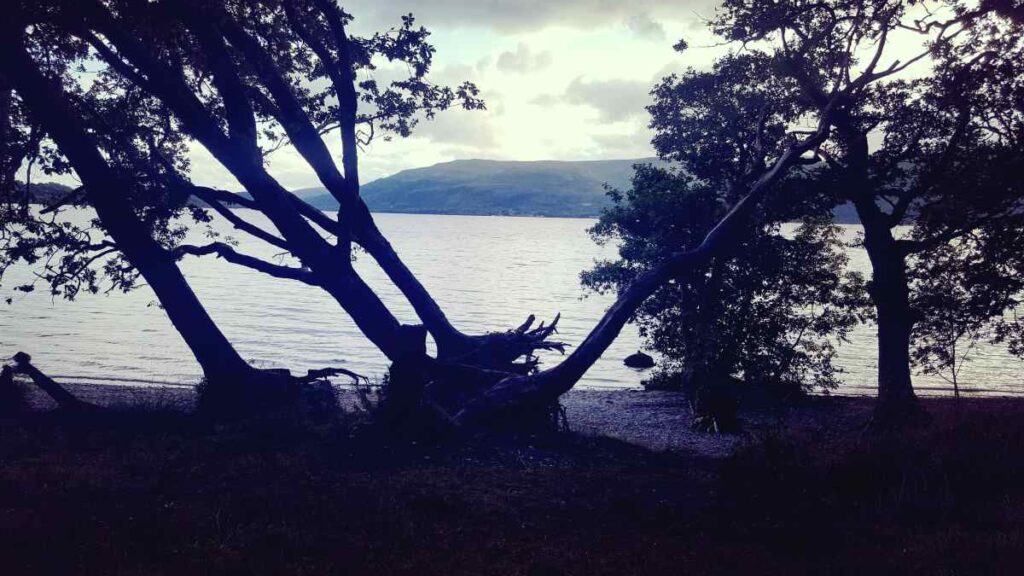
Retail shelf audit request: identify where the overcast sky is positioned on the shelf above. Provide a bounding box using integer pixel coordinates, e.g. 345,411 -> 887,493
190,0 -> 725,190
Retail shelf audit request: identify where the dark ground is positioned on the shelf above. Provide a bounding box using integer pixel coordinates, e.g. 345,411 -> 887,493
1,396 -> 1023,575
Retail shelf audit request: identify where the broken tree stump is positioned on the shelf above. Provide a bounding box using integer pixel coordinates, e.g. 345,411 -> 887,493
623,351 -> 655,369
0,364 -> 27,415
12,352 -> 99,412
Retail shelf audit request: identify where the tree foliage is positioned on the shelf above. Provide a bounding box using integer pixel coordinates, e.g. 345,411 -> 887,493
585,55 -> 870,398
706,0 -> 1024,415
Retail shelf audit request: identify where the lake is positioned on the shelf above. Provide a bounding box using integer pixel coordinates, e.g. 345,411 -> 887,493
2,210 -> 1022,396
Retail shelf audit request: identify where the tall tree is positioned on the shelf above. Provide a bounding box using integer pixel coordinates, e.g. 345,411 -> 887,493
50,0 -> 568,370
711,0 -> 1024,422
0,18 -> 258,394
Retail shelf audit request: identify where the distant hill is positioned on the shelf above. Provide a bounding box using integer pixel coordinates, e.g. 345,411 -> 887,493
303,158 -> 661,218
10,181 -> 76,206
16,162 -> 863,224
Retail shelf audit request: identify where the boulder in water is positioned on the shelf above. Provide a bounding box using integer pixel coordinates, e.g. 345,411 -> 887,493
623,351 -> 655,369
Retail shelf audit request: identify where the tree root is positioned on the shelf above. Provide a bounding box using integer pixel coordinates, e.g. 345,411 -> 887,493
299,366 -> 368,386
441,314 -> 568,375
197,364 -> 365,420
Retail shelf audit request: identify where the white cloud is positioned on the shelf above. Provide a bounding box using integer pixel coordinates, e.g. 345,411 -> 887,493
626,13 -> 666,41
561,76 -> 653,123
495,43 -> 553,73
344,0 -> 718,34
413,109 -> 499,149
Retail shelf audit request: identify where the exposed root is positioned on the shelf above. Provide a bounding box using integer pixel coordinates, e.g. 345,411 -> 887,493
442,313 -> 568,374
420,360 -> 516,424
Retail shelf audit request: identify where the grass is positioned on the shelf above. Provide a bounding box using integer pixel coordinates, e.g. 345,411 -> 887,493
0,397 -> 1023,574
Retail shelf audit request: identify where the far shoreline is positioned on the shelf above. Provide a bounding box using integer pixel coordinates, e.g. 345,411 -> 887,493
26,200 -> 864,224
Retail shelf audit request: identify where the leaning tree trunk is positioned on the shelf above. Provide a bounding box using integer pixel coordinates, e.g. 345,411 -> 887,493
1,32 -> 257,394
192,1 -> 557,369
444,122 -> 836,426
211,5 -> 548,367
96,6 -> 422,364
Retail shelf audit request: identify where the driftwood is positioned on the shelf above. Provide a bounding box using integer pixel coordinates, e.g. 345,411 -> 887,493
299,366 -> 368,386
12,352 -> 99,412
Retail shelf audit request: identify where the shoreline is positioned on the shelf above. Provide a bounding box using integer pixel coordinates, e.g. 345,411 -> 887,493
10,377 -> 1018,458
5,378 -> 1024,574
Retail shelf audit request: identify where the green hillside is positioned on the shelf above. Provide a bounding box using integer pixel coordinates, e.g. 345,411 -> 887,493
304,158 -> 660,217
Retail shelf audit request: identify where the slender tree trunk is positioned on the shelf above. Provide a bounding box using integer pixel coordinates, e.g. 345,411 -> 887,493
354,222 -> 464,352
1,33 -> 254,390
226,10 -> 465,350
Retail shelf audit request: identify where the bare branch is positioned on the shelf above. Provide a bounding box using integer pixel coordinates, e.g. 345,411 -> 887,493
174,242 -> 316,283
188,186 -> 290,250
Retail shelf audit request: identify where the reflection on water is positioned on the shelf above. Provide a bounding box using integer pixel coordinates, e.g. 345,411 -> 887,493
2,210 -> 1022,395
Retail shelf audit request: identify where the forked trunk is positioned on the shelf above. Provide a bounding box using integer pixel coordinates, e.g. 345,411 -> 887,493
856,201 -> 921,425
834,107 -> 922,427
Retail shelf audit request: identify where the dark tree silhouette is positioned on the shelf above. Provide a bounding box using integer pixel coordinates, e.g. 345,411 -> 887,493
711,0 -> 1024,424
0,19 -> 261,398
583,54 -> 867,431
583,166 -> 866,430
5,0 -> 1019,428
0,0 -> 558,418
0,0 -> 840,426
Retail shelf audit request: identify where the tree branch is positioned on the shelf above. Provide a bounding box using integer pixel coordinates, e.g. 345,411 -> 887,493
188,186 -> 290,250
174,242 -> 316,283
165,0 -> 259,151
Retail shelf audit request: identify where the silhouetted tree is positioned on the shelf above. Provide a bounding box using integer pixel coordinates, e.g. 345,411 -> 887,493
0,15 -> 261,399
584,167 -> 865,429
710,0 -> 1024,424
1,0 -> 562,419
0,0 -> 842,426
583,54 -> 868,430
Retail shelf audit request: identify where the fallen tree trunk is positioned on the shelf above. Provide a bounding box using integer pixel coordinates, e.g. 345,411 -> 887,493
12,352 -> 98,412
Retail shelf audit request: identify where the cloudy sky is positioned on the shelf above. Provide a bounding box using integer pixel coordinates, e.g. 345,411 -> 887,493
192,0 -> 725,189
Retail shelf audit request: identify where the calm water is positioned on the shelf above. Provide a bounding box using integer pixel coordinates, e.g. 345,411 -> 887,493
2,210 -> 1022,395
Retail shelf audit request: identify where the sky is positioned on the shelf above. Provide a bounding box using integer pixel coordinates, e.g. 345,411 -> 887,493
190,0 -> 726,190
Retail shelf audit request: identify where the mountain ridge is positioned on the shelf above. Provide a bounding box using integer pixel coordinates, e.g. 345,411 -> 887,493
302,157 -> 661,217
18,158 -> 862,223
